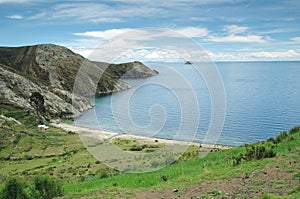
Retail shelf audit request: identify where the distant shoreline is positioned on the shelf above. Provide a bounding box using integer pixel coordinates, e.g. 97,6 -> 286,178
51,122 -> 234,150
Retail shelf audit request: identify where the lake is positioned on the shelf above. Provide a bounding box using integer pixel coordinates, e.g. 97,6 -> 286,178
76,61 -> 300,146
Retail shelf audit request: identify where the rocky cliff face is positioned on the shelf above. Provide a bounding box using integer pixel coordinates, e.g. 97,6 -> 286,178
0,44 -> 158,119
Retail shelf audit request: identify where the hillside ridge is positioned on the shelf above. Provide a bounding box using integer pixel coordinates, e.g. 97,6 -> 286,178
0,44 -> 158,119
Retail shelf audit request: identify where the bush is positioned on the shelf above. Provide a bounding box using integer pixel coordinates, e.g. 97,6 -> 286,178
232,153 -> 243,166
244,145 -> 276,161
289,126 -> 300,135
129,145 -> 144,151
275,131 -> 288,143
267,137 -> 275,143
233,144 -> 276,166
24,154 -> 33,160
99,170 -> 109,179
33,176 -> 64,199
0,177 -> 29,199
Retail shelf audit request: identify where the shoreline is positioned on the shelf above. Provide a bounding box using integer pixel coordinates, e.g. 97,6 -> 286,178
51,122 -> 234,150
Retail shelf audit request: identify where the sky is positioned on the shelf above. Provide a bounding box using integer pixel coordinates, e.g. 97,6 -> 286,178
1,0 -> 300,61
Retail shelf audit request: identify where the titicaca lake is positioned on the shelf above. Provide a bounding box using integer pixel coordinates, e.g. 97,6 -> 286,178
76,61 -> 300,146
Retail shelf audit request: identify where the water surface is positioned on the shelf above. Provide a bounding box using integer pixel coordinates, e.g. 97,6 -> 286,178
77,61 -> 300,146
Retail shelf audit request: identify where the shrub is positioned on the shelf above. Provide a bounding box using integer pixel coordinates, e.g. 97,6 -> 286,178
129,145 -> 144,151
265,148 -> 276,158
275,131 -> 288,143
78,176 -> 85,182
244,146 -> 255,161
289,126 -> 300,135
95,160 -> 101,164
244,145 -> 276,161
0,177 -> 29,199
112,182 -> 118,187
99,170 -> 109,179
262,194 -> 282,199
267,137 -> 275,143
233,144 -> 276,166
24,154 -> 33,160
95,169 -> 109,179
33,176 -> 64,199
232,154 -> 243,166
0,176 -> 63,198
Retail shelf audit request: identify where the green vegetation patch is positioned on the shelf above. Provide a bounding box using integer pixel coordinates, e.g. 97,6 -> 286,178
0,106 -> 299,198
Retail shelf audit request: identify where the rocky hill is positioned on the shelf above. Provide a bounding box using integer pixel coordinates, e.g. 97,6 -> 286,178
0,44 -> 158,119
96,61 -> 158,79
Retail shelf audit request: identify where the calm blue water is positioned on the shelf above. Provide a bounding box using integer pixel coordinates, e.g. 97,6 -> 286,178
76,62 -> 300,146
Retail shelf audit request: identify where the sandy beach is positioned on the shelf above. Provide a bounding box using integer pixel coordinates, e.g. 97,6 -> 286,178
51,122 -> 233,150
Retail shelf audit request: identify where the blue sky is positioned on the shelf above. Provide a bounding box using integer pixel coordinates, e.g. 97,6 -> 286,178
1,0 -> 300,61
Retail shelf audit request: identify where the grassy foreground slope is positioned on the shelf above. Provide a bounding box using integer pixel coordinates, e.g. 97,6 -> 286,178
0,106 -> 299,198
63,127 -> 300,199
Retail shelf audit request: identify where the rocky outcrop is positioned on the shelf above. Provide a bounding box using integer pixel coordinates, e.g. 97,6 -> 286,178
0,64 -> 91,118
0,44 -> 158,118
95,61 -> 159,79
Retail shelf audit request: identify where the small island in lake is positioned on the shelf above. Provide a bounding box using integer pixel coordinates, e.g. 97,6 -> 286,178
185,60 -> 192,65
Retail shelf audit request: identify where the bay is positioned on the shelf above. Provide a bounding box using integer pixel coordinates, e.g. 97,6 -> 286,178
76,61 -> 300,146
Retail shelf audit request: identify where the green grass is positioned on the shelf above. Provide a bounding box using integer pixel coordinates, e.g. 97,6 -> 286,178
0,106 -> 300,198
112,138 -> 164,152
63,128 -> 300,198
63,147 -> 265,192
0,107 -> 113,183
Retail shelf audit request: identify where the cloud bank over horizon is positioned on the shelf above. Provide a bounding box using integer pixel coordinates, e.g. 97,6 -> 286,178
1,0 -> 300,61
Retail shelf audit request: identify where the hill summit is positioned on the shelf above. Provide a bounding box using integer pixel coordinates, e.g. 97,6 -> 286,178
0,44 -> 158,119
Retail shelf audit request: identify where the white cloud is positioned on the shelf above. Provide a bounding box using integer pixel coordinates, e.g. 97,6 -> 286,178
111,0 -> 247,6
290,37 -> 300,43
70,28 -> 211,62
0,0 -> 43,3
220,17 -> 246,23
74,47 -> 300,62
176,27 -> 209,38
71,27 -> 297,62
190,17 -> 213,22
89,17 -> 122,23
6,14 -> 23,19
222,25 -> 248,35
74,29 -> 134,40
206,35 -> 267,43
249,50 -> 299,59
205,24 -> 269,43
209,50 -> 300,61
115,48 -> 184,63
260,28 -> 289,35
70,40 -> 300,61
74,27 -> 209,41
70,48 -> 93,58
0,0 -> 27,3
29,2 -> 164,23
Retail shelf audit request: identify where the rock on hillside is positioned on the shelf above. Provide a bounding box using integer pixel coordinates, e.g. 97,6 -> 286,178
95,61 -> 159,79
0,63 -> 91,118
0,44 -> 158,118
